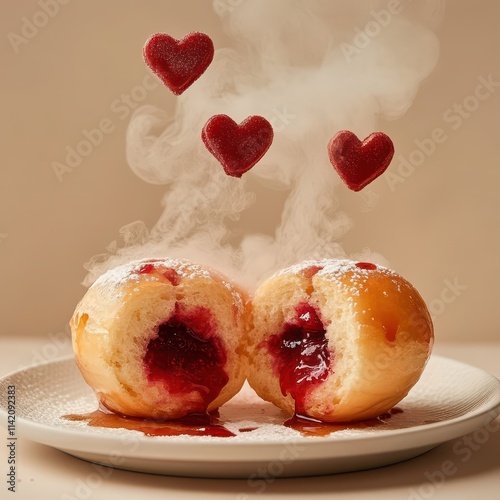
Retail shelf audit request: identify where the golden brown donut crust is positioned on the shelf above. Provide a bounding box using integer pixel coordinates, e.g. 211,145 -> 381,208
71,258 -> 250,419
246,259 -> 434,422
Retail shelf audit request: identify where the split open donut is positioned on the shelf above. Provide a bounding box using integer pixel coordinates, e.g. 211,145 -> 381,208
246,259 -> 434,422
70,258 -> 249,420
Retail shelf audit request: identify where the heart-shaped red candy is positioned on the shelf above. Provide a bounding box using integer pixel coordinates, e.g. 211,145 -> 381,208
143,32 -> 214,95
327,131 -> 394,191
202,115 -> 274,178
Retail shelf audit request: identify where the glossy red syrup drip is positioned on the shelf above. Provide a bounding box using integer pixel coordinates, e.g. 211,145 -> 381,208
355,262 -> 377,270
144,304 -> 228,414
63,410 -> 235,437
267,303 -> 331,415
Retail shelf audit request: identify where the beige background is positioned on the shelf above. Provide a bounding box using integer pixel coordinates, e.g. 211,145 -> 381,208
0,1 -> 498,344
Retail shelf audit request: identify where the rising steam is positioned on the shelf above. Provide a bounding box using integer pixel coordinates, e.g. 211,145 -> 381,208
83,0 -> 442,289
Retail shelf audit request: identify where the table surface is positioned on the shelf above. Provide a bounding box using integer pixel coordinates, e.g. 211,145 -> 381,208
0,338 -> 499,500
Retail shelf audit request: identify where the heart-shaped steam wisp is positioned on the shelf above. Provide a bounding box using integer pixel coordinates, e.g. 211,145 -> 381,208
202,115 -> 274,178
143,32 -> 214,95
328,131 -> 394,191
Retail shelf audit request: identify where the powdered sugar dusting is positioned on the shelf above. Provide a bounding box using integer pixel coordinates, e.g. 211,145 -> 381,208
91,261 -> 156,294
91,258 -> 244,312
275,258 -> 399,297
93,258 -> 206,290
275,259 -> 332,277
221,280 -> 244,314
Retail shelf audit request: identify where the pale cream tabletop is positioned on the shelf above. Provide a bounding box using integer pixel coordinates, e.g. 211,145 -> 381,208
1,338 -> 499,500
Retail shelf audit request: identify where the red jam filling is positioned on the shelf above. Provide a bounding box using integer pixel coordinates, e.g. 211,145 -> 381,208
138,263 -> 155,274
144,304 -> 228,414
303,265 -> 324,279
355,262 -> 377,270
138,263 -> 181,285
267,302 -> 331,415
162,268 -> 181,285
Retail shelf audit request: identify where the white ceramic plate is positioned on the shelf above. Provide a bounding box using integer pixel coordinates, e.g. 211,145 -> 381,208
1,355 -> 499,478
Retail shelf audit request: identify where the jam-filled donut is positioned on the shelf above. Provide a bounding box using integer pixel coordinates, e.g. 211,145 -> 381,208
70,258 -> 249,420
247,259 -> 434,422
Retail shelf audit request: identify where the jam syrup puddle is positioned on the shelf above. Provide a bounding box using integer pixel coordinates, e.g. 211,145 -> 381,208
63,409 -> 235,438
284,407 -> 404,436
63,407 -> 403,438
